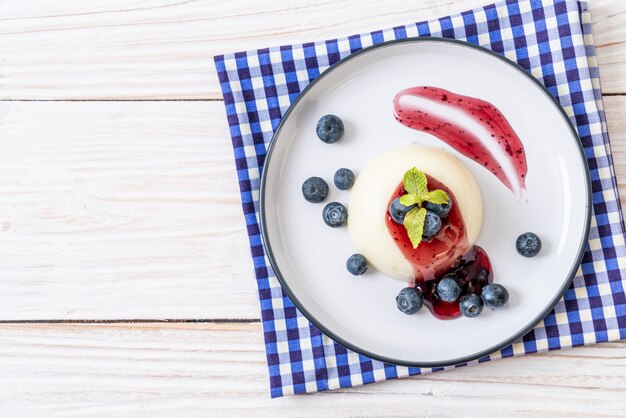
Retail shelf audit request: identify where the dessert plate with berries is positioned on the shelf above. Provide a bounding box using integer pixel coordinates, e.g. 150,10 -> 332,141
259,38 -> 591,366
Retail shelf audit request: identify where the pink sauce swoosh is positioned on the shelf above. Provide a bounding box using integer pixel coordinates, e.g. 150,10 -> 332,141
393,86 -> 527,196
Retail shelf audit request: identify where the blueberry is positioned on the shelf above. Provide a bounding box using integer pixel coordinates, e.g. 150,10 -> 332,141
424,199 -> 452,218
389,197 -> 416,224
302,177 -> 329,203
422,211 -> 442,239
334,168 -> 355,190
316,115 -> 344,144
395,287 -> 423,315
322,202 -> 348,227
436,276 -> 461,302
482,284 -> 509,309
346,254 -> 367,276
516,232 -> 542,257
459,293 -> 484,318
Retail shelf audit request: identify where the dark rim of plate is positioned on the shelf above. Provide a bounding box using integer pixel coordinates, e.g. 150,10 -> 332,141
258,37 -> 592,367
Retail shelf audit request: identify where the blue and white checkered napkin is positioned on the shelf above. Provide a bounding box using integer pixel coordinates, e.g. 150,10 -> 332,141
214,0 -> 626,397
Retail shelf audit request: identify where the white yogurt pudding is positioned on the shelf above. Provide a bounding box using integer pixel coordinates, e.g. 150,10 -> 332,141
348,144 -> 483,281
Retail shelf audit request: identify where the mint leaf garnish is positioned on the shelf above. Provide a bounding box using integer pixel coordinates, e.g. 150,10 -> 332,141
399,193 -> 421,207
403,207 -> 426,249
396,167 -> 451,249
424,189 -> 449,205
403,167 -> 427,196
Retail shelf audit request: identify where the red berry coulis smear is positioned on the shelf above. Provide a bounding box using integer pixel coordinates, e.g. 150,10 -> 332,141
393,86 -> 527,196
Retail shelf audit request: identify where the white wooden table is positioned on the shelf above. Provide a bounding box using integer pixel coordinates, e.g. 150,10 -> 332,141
1,0 -> 625,416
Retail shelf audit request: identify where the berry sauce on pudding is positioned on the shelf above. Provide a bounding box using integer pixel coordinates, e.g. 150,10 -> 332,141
348,144 -> 483,284
385,175 -> 493,320
394,86 -> 527,197
385,177 -> 467,282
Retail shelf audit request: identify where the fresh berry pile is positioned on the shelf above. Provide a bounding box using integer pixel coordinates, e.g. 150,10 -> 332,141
396,246 -> 505,319
394,232 -> 542,319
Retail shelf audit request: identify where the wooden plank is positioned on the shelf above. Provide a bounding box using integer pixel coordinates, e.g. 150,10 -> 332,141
0,322 -> 624,416
0,96 -> 624,320
607,96 -> 626,196
0,100 -> 257,319
594,0 -> 626,94
0,0 -> 623,100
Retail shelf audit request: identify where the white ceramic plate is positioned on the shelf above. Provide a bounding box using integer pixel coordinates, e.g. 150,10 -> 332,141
260,38 -> 591,366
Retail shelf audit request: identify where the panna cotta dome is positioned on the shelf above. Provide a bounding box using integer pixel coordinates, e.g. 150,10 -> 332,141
348,144 -> 483,281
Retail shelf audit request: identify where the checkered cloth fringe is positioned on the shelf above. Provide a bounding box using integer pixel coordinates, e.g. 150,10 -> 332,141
214,0 -> 626,397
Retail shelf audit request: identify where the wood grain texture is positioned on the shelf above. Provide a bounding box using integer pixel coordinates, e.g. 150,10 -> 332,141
0,322 -> 625,417
0,96 -> 625,320
0,0 -> 623,99
0,100 -> 257,319
607,96 -> 626,196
